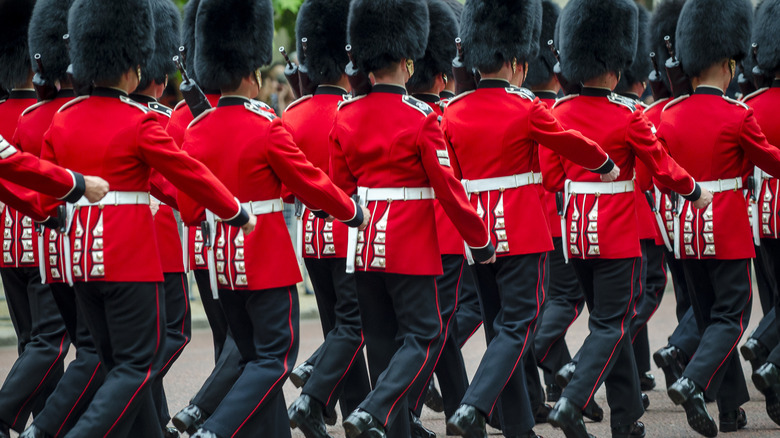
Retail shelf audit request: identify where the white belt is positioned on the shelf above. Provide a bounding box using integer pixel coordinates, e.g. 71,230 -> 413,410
462,172 -> 541,194
653,187 -> 673,252
241,198 -> 283,215
567,180 -> 635,195
753,169 -> 763,246
697,178 -> 742,193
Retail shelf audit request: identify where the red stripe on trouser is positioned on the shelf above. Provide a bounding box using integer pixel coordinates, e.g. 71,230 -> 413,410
55,362 -> 103,438
539,297 -> 583,364
582,259 -> 636,409
12,332 -> 69,428
631,256 -> 667,343
459,322 -> 483,349
325,330 -> 365,407
104,285 -> 161,438
704,262 -> 751,391
385,277 -> 444,425
488,254 -> 546,416
232,287 -> 296,438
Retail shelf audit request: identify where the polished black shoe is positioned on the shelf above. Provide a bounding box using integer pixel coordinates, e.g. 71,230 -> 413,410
487,412 -> 502,431
547,383 -> 562,403
290,361 -> 315,388
163,426 -> 180,438
172,404 -> 204,434
411,411 -> 436,438
639,372 -> 656,391
534,403 -> 552,424
653,345 -> 687,389
446,404 -> 487,438
343,409 -> 386,438
641,393 -> 650,411
190,429 -> 221,438
741,338 -> 769,374
753,362 -> 780,393
548,397 -> 590,438
719,407 -> 747,432
555,362 -> 576,388
425,380 -> 445,413
288,394 -> 333,438
19,425 -> 51,438
612,421 -> 645,438
324,405 -> 338,426
582,399 -> 604,423
668,377 -> 717,437
764,386 -> 780,426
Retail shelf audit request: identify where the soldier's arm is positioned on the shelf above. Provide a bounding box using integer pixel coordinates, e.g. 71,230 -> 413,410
739,110 -> 780,177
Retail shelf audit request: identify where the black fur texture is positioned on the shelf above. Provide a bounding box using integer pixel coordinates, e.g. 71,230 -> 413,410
616,4 -> 650,93
460,0 -> 542,73
68,0 -> 154,85
296,0 -> 351,85
181,0 -> 199,82
0,0 -> 36,88
559,0 -> 638,84
138,0 -> 181,90
442,0 -> 463,23
347,0 -> 429,73
525,0 -> 560,88
29,0 -> 73,84
753,0 -> 780,74
676,0 -> 753,78
649,0 -> 685,82
195,0 -> 274,91
407,0 -> 458,93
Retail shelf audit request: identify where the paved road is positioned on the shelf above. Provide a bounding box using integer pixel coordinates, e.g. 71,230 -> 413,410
0,289 -> 779,437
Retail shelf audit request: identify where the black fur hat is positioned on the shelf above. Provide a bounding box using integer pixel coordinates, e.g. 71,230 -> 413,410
649,0 -> 686,89
347,0 -> 429,73
181,0 -> 199,81
525,0 -> 560,88
558,0 -> 637,84
407,0 -> 458,93
676,0 -> 753,78
442,0 -> 463,22
460,0 -> 542,73
138,0 -> 181,90
0,0 -> 36,88
615,4 -> 650,93
295,0 -> 350,85
28,0 -> 73,84
68,0 -> 155,85
753,0 -> 780,74
195,0 -> 274,91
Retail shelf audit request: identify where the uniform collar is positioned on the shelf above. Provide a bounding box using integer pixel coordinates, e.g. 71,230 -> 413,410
773,79 -> 780,88
694,85 -> 724,96
57,89 -> 76,99
315,85 -> 347,96
478,78 -> 510,89
92,87 -> 128,98
217,95 -> 251,107
371,83 -> 407,95
9,89 -> 37,100
440,90 -> 456,99
580,87 -> 612,97
412,93 -> 440,104
533,90 -> 558,100
129,93 -> 157,104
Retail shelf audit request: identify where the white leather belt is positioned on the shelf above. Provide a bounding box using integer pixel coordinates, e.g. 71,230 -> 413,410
567,180 -> 635,195
73,191 -> 150,207
462,172 -> 541,194
241,198 -> 283,215
653,187 -> 673,252
697,178 -> 742,193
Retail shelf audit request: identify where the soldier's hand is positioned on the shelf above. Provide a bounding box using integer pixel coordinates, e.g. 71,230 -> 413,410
83,176 -> 110,202
480,253 -> 497,264
600,165 -> 621,182
359,206 -> 371,230
692,187 -> 713,210
241,214 -> 257,235
325,215 -> 335,223
150,199 -> 160,217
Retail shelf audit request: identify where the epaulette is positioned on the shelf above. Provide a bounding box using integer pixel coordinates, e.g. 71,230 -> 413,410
21,100 -> 49,117
284,95 -> 312,113
643,97 -> 670,113
552,93 -> 579,109
723,95 -> 749,110
337,94 -> 366,110
174,99 -> 187,111
445,90 -> 475,108
57,95 -> 89,113
187,108 -> 215,129
403,95 -> 434,116
119,95 -> 150,113
505,86 -> 535,101
607,93 -> 637,112
740,88 -> 769,104
148,102 -> 173,118
249,98 -> 274,113
243,101 -> 276,121
662,95 -> 689,112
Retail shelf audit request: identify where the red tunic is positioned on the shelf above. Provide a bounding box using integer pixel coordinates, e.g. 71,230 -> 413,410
534,91 -> 563,238
641,98 -> 673,247
658,86 -> 780,259
330,84 -> 492,276
179,96 -> 359,291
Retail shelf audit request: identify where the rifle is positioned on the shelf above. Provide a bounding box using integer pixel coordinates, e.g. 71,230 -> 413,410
174,49 -> 212,118
663,36 -> 693,97
280,46 -> 303,99
548,40 -> 581,96
345,45 -> 372,97
737,62 -> 757,97
751,43 -> 773,90
297,38 -> 318,96
32,54 -> 59,101
63,34 -> 93,96
648,52 -> 672,100
452,38 -> 477,94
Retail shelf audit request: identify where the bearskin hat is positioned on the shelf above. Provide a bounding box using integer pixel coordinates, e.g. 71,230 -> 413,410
615,4 -> 651,94
442,0 -> 463,22
525,0 -> 560,88
28,0 -> 73,84
138,0 -> 181,90
180,0 -> 200,82
296,0 -> 351,85
0,0 -> 36,88
407,0 -> 459,93
460,0 -> 542,73
649,0 -> 686,88
753,0 -> 780,75
676,0 -> 753,78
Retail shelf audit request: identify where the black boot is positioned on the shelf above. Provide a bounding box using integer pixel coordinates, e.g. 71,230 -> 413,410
642,393 -> 650,410
547,383 -> 562,403
19,425 -> 51,438
163,426 -> 180,438
612,421 -> 645,438
653,345 -> 687,389
425,379 -> 445,413
718,407 -> 747,432
741,339 -> 769,374
290,361 -> 315,388
548,398 -> 590,438
343,409 -> 386,438
446,404 -> 487,438
639,372 -> 656,391
172,404 -> 204,435
753,362 -> 780,393
534,403 -> 552,424
555,362 -> 576,388
288,394 -> 333,438
582,399 -> 604,423
411,411 -> 436,438
668,377 -> 717,437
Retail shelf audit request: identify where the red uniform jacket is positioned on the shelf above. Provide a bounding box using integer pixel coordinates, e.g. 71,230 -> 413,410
641,98 -> 673,246
39,87 -> 245,283
658,85 -> 780,259
744,81 -> 780,239
444,80 -> 611,257
179,96 -> 360,291
534,91 -> 563,238
547,87 -> 697,259
330,84 -> 492,276
626,99 -> 663,243
283,86 -> 351,259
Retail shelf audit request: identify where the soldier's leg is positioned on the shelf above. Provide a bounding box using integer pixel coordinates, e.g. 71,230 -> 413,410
455,265 -> 483,348
193,269 -> 229,361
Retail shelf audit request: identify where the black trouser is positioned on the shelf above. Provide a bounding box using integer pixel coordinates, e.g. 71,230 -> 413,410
355,272 -> 443,438
202,286 -> 299,438
461,253 -> 547,436
301,258 -> 370,419
408,255 -> 470,419
33,283 -> 105,437
564,258 -> 644,428
631,241 -> 668,374
755,242 -> 777,314
455,264 -> 483,348
153,273 -> 192,427
682,259 -> 751,412
668,307 -> 701,360
193,269 -> 230,362
0,267 -> 68,432
666,250 -> 690,322
758,239 -> 780,366
64,282 -> 164,438
535,240 -> 584,382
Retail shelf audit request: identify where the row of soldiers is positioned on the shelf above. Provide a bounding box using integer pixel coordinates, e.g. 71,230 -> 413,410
0,0 -> 779,437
